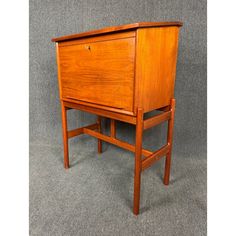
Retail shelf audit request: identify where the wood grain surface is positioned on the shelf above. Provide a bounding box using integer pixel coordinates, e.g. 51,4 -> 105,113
52,22 -> 182,42
58,35 -> 135,112
135,26 -> 180,112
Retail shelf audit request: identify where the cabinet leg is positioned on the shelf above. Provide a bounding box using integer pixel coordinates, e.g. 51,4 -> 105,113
133,108 -> 143,215
110,119 -> 116,138
61,102 -> 69,169
97,116 -> 102,153
164,99 -> 176,185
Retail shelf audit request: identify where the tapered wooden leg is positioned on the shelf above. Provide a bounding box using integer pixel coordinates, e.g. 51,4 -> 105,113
133,108 -> 143,215
97,116 -> 102,153
164,99 -> 176,185
61,102 -> 69,169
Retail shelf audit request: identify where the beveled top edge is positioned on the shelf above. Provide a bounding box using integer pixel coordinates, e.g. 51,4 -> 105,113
51,21 -> 183,42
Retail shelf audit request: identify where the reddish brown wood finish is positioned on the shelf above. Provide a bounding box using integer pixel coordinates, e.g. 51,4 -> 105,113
164,99 -> 176,185
53,22 -> 182,215
157,105 -> 170,112
68,123 -> 98,138
110,119 -> 116,138
52,22 -> 183,42
59,98 -> 176,214
58,31 -> 135,46
61,102 -> 69,169
133,108 -> 143,215
58,35 -> 135,112
141,144 -> 170,171
135,27 -> 180,112
63,101 -> 136,124
55,23 -> 181,115
83,126 -> 151,157
97,116 -> 102,153
143,111 -> 171,130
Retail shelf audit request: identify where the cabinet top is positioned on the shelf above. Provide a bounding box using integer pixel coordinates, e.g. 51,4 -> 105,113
51,21 -> 182,42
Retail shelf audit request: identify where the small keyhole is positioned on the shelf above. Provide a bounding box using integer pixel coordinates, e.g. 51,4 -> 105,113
86,45 -> 91,50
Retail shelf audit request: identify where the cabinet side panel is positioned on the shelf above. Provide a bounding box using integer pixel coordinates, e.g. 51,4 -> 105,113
135,27 -> 180,112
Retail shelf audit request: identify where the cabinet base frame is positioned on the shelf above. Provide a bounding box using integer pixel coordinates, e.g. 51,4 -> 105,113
60,99 -> 176,215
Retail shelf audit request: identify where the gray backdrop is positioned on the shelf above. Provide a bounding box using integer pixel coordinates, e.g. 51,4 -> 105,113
30,0 -> 207,235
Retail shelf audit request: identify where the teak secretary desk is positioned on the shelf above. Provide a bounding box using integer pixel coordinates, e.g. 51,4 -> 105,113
52,22 -> 183,215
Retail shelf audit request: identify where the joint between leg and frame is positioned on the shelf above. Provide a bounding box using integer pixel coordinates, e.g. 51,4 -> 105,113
143,110 -> 171,130
141,144 -> 170,171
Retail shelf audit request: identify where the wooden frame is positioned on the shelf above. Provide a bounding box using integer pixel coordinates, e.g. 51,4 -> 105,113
60,98 -> 176,215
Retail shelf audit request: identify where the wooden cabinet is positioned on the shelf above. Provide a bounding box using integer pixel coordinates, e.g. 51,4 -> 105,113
52,22 -> 182,215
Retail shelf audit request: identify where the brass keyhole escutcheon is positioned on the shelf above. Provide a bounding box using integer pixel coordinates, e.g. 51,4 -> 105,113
86,45 -> 91,51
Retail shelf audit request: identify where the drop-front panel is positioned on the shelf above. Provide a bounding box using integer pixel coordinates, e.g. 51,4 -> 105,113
57,32 -> 135,113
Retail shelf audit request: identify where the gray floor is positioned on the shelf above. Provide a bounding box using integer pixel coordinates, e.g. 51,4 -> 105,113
30,139 -> 206,236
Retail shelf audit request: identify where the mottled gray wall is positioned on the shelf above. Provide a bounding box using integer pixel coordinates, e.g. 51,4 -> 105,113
29,0 -> 207,158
